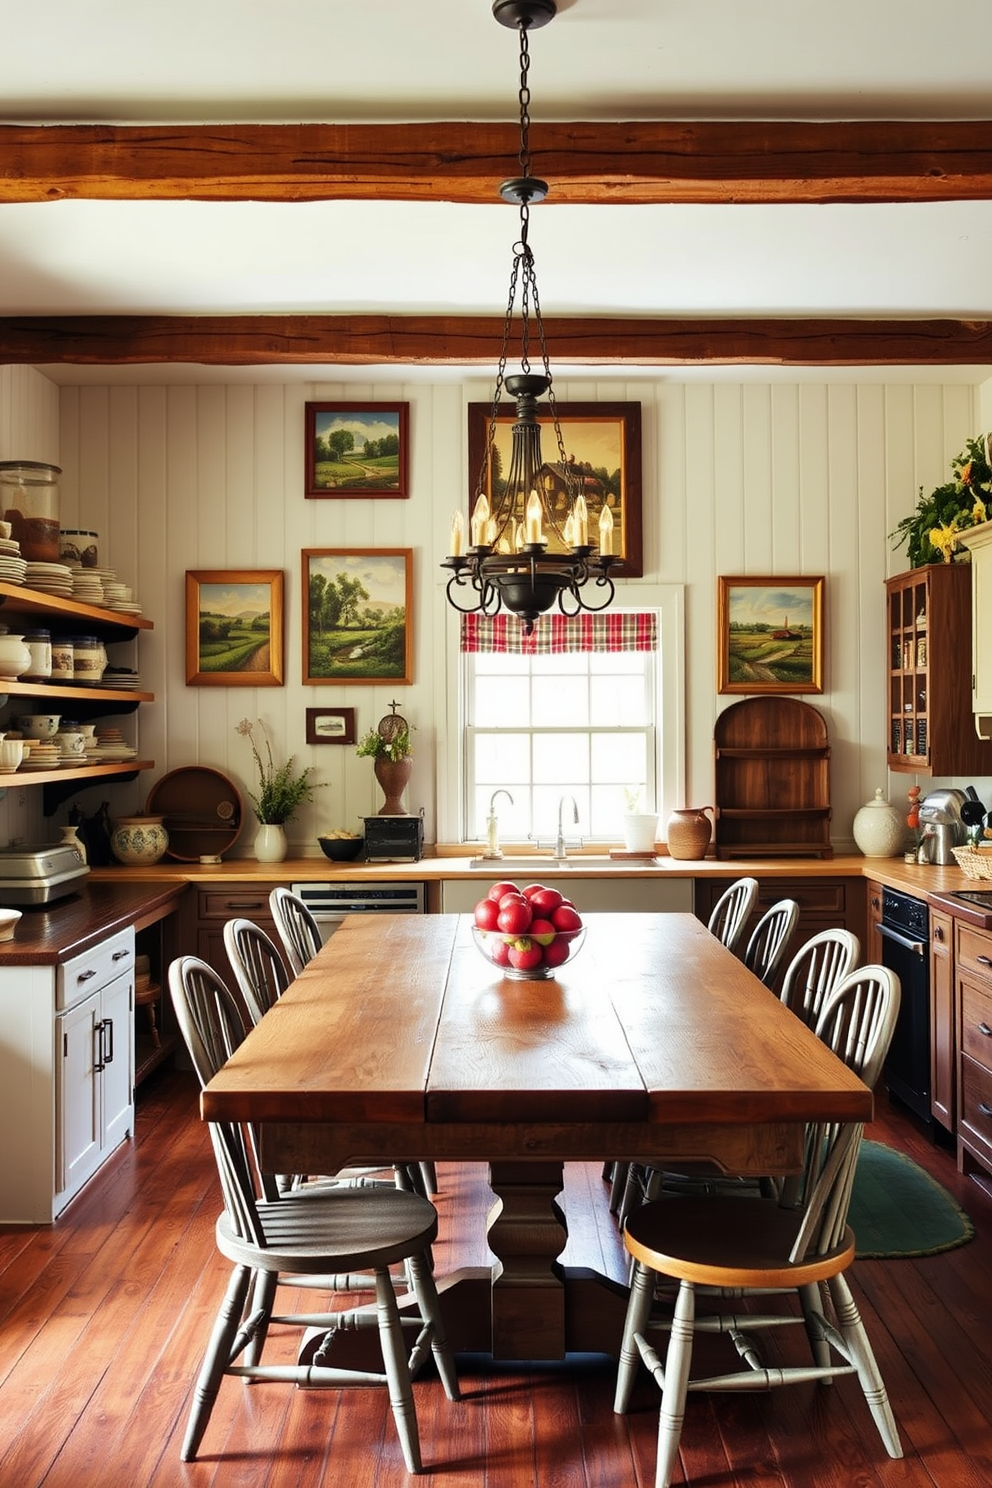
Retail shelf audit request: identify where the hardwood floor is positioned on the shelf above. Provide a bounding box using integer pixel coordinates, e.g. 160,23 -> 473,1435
2,1066 -> 991,1487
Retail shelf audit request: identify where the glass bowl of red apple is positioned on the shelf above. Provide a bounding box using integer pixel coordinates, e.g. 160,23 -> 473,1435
470,879 -> 585,979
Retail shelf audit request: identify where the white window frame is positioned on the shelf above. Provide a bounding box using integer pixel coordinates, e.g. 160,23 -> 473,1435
434,585 -> 686,847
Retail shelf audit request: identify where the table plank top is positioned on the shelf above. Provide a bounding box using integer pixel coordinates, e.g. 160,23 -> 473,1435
201,913 -> 871,1127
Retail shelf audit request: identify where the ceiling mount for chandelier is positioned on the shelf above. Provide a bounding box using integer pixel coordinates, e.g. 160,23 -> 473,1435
441,0 -> 620,635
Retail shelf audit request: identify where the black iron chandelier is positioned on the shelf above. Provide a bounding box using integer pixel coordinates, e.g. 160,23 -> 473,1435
441,0 -> 620,635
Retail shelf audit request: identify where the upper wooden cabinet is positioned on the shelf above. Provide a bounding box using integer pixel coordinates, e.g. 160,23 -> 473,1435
885,564 -> 992,777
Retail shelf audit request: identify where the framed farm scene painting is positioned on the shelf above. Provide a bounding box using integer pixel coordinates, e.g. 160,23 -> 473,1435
717,575 -> 825,694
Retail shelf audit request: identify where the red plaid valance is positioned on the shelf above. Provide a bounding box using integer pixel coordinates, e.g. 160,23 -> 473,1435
460,611 -> 657,654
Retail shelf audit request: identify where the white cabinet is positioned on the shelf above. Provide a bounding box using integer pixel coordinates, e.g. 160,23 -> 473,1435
0,926 -> 135,1223
957,518 -> 992,737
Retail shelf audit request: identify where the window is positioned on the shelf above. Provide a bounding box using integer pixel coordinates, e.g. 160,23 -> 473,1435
447,598 -> 685,847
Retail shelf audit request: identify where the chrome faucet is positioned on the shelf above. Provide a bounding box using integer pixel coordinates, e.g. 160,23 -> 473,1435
483,788 -> 514,860
555,794 -> 579,862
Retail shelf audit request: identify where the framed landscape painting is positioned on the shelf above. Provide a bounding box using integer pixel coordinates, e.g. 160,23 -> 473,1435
305,402 -> 409,498
185,569 -> 284,687
303,548 -> 413,685
466,400 -> 643,576
717,575 -> 825,694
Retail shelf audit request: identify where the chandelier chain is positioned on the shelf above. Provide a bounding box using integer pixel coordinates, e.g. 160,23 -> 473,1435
517,24 -> 533,182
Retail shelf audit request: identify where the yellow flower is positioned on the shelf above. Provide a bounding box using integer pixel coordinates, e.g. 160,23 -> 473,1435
973,497 -> 988,524
928,521 -> 961,562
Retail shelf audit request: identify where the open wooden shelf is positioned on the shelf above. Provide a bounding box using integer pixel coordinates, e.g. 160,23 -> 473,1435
714,696 -> 833,859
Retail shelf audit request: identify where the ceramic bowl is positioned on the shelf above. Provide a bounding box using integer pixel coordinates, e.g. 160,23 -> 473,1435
0,907 -> 22,942
13,713 -> 60,738
318,834 -> 364,862
471,924 -> 585,980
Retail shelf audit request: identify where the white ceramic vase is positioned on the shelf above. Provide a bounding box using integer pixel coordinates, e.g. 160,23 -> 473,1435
852,789 -> 906,858
254,822 -> 288,863
621,812 -> 659,853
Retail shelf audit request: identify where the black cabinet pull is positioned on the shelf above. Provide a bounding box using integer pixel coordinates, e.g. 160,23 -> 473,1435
112,948 -> 129,961
102,1018 -> 115,1066
93,1022 -> 105,1073
77,968 -> 97,982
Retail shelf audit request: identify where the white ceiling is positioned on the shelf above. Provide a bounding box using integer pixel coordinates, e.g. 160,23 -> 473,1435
5,0 -> 992,385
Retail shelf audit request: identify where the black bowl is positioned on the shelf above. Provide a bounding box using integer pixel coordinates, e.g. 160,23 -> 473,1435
318,835 -> 364,862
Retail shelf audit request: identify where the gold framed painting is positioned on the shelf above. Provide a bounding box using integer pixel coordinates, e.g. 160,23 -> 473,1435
466,400 -> 643,576
185,569 -> 284,687
303,548 -> 413,685
717,575 -> 825,694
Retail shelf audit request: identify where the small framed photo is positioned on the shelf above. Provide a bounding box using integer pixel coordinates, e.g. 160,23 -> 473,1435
466,400 -> 643,576
717,575 -> 825,694
303,548 -> 413,685
306,707 -> 357,745
305,402 -> 409,498
185,569 -> 284,687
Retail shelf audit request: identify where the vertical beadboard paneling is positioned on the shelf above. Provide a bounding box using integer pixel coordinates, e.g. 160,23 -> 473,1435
21,369 -> 986,855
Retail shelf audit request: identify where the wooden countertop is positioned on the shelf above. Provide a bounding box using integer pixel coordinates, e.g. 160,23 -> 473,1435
0,879 -> 187,965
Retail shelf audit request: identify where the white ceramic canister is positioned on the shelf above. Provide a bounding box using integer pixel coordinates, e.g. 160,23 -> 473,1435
50,636 -> 74,683
852,788 -> 906,858
22,627 -> 51,681
70,634 -> 105,685
0,631 -> 32,681
110,814 -> 169,866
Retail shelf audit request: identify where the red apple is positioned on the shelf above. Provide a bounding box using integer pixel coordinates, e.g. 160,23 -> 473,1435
551,904 -> 582,932
543,935 -> 572,967
487,880 -> 520,902
474,897 -> 501,931
508,939 -> 544,971
487,935 -> 512,967
521,883 -> 547,901
529,886 -> 563,916
498,899 -> 533,935
528,917 -> 556,946
498,890 -> 528,909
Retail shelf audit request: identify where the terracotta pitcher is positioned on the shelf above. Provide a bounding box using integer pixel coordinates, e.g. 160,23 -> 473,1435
666,805 -> 714,861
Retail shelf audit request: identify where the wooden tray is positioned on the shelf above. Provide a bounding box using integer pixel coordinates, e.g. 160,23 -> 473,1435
146,766 -> 244,861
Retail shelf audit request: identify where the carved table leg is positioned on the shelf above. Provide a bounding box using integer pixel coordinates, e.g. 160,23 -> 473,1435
487,1160 -> 568,1360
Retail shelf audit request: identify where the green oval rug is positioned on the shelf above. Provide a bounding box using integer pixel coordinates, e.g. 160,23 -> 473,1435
850,1141 -> 975,1258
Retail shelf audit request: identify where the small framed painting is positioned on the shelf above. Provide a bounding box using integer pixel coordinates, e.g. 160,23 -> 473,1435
305,402 -> 409,498
466,400 -> 643,576
185,569 -> 284,687
305,707 -> 357,745
717,576 -> 825,694
303,548 -> 413,685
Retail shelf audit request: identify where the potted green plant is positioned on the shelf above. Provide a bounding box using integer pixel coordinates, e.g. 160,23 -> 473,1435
236,717 -> 324,861
356,723 -> 413,814
890,433 -> 992,567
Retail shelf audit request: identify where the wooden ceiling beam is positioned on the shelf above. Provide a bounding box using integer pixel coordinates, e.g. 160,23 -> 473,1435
3,314 -> 991,367
4,121 -> 992,205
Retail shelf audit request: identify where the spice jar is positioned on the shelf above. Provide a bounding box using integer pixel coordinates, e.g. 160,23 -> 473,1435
50,636 -> 75,683
70,635 -> 105,686
0,461 -> 61,562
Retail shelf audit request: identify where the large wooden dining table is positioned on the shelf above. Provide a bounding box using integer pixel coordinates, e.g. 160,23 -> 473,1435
201,912 -> 872,1361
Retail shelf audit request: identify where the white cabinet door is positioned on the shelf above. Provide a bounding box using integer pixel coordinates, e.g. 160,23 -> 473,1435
56,991 -> 101,1197
100,968 -> 134,1156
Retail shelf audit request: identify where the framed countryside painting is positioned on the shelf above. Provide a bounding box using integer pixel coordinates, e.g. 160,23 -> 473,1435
466,400 -> 643,576
717,575 -> 825,695
305,402 -> 410,498
303,548 -> 413,685
185,569 -> 284,687
305,707 -> 357,745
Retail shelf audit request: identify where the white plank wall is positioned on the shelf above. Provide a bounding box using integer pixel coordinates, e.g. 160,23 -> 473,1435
3,364 -> 991,853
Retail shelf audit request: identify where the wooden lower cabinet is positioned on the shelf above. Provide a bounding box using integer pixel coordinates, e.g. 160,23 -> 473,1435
929,908 -> 955,1132
693,875 -> 867,980
866,879 -> 883,963
955,920 -> 992,1177
183,884 -> 282,983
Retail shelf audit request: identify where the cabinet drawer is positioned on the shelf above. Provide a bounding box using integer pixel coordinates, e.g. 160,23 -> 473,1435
956,924 -> 992,983
959,1053 -> 992,1162
198,888 -> 278,922
57,926 -> 135,1011
961,978 -> 992,1068
755,880 -> 847,915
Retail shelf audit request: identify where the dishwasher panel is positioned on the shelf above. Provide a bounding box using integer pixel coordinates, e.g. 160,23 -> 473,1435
290,881 -> 425,944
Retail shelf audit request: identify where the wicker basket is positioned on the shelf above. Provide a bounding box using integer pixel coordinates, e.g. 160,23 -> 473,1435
952,846 -> 992,880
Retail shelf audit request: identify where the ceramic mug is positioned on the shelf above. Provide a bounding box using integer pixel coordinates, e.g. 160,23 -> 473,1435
54,730 -> 86,758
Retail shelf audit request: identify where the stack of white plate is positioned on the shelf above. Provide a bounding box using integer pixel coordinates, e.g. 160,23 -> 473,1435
92,726 -> 137,762
25,562 -> 74,596
90,566 -> 142,614
103,666 -> 142,690
20,741 -> 62,771
71,569 -> 104,603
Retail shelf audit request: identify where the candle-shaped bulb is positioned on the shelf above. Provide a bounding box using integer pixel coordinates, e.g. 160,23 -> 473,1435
470,492 -> 490,547
514,521 -> 525,553
486,516 -> 497,546
525,490 -> 544,545
449,509 -> 465,558
563,511 -> 575,547
598,503 -> 614,556
574,493 -> 589,547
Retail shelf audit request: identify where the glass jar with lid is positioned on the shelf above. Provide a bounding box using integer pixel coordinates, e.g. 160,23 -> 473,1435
0,461 -> 61,562
70,635 -> 106,685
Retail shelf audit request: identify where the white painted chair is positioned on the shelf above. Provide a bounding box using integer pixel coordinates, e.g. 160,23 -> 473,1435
269,886 -> 322,977
168,955 -> 459,1471
742,897 -> 799,988
706,876 -> 759,957
614,965 -> 903,1488
779,927 -> 861,1029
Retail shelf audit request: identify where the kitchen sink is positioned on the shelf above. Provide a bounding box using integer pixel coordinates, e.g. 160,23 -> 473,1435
468,856 -> 577,871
